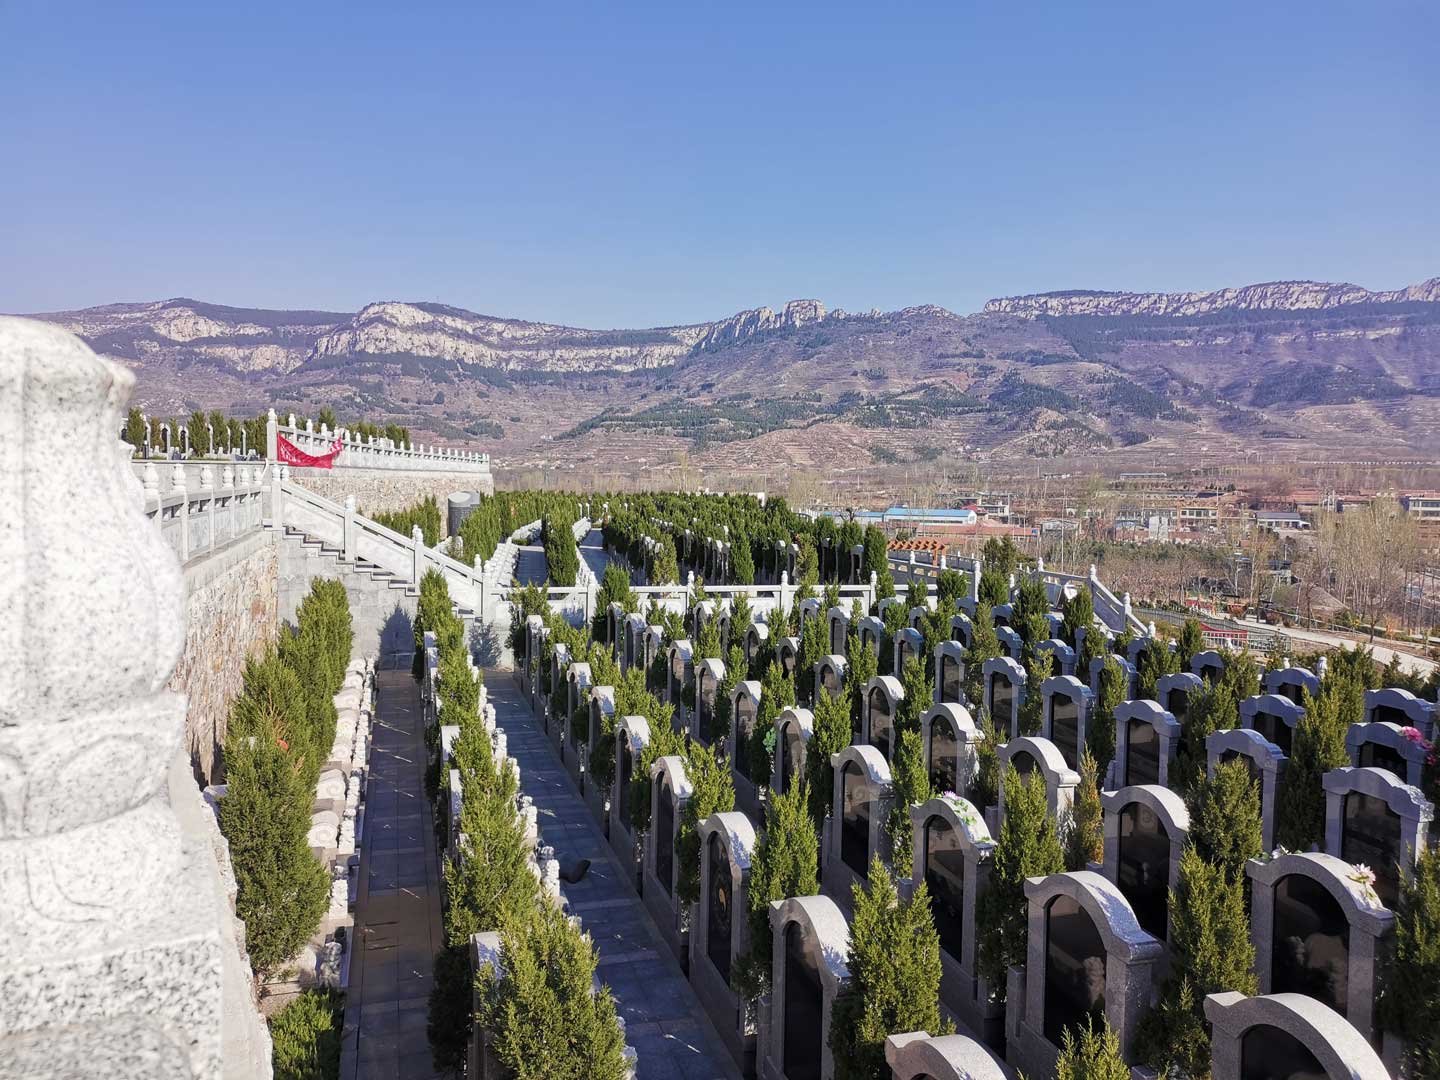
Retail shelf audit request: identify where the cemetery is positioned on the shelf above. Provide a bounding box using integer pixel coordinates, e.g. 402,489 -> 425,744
6,314 -> 1439,1080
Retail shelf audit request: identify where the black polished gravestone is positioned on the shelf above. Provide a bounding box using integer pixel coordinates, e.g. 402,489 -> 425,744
783,922 -> 824,1080
1118,803 -> 1170,940
655,774 -> 675,896
1043,893 -> 1107,1047
989,673 -> 1015,734
924,814 -> 966,962
779,721 -> 804,795
1124,715 -> 1161,787
1050,692 -> 1080,771
1341,791 -> 1404,908
941,652 -> 963,705
869,685 -> 894,760
1271,872 -> 1349,1018
1357,739 -> 1408,783
734,694 -> 758,781
706,832 -> 732,985
841,761 -> 871,876
928,715 -> 959,795
1240,1024 -> 1326,1080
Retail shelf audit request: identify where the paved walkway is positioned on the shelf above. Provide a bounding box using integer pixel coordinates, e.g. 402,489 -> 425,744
341,666 -> 445,1080
486,673 -> 741,1080
513,543 -> 548,586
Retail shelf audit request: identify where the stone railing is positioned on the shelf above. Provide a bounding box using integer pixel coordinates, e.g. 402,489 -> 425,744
133,459 -> 270,565
269,411 -> 491,474
279,474 -> 487,614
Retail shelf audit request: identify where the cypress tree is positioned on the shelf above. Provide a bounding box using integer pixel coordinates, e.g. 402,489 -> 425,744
977,765 -> 1064,994
831,857 -> 950,1080
1017,644 -> 1054,737
1087,653 -> 1124,769
845,629 -> 879,738
738,777 -> 819,999
806,685 -> 852,829
1063,748 -> 1105,871
1056,1018 -> 1129,1080
1188,758 -> 1263,884
796,612 -> 828,704
895,654 -> 930,737
970,705 -> 1001,809
1378,847 -> 1440,1078
888,727 -> 931,868
1275,678 -> 1350,851
862,524 -> 889,580
750,661 -> 795,783
220,712 -> 329,976
1135,638 -> 1180,702
936,568 -> 967,609
1176,617 -> 1204,668
963,603 -> 1001,705
1062,586 -> 1095,650
443,715 -> 540,943
676,743 -> 737,906
1171,679 -> 1236,798
1139,845 -> 1255,1076
732,529 -> 756,585
978,564 -> 1009,611
476,903 -> 630,1080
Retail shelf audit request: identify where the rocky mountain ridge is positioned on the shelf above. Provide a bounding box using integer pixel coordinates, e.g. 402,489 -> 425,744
985,277 -> 1440,318
15,275 -> 1440,467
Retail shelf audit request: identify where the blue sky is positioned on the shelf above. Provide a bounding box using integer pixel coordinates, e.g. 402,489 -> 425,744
2,0 -> 1436,327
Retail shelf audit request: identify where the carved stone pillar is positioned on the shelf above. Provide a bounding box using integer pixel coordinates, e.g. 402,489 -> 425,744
0,318 -> 269,1079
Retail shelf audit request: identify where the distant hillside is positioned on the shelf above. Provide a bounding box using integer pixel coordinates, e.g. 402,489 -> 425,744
14,276 -> 1440,469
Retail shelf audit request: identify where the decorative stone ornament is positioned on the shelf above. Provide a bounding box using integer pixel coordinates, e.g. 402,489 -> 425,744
0,318 -> 268,1078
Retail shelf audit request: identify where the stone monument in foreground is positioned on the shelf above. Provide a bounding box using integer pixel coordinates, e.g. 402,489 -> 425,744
0,318 -> 269,1079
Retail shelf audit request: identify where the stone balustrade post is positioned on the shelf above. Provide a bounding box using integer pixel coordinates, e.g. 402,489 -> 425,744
221,465 -> 236,545
265,407 -> 278,461
344,495 -> 357,563
412,525 -> 425,586
172,463 -> 190,561
0,317 -> 269,1078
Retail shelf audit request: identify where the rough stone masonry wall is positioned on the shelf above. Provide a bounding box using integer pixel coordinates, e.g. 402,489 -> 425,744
169,529 -> 279,784
278,530 -> 426,670
288,465 -> 494,535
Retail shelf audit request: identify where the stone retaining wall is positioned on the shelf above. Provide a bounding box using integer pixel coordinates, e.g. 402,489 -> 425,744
287,465 -> 494,533
170,529 -> 280,784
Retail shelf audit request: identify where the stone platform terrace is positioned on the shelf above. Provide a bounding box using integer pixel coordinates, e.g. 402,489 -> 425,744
484,673 -> 741,1080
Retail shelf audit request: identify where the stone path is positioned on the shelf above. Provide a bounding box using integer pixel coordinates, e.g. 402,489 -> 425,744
579,526 -> 617,580
340,665 -> 445,1080
485,673 -> 741,1080
513,542 -> 548,586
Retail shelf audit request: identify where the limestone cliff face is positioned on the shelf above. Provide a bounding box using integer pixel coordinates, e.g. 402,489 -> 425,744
308,300 -> 710,372
691,298 -> 827,351
984,278 -> 1440,318
30,298 -> 347,374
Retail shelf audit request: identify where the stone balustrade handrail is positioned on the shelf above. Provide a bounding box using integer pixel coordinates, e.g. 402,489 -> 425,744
278,474 -> 487,614
270,410 -> 491,473
135,459 -> 270,565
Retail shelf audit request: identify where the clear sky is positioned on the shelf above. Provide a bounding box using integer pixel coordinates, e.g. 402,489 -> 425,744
2,0 -> 1436,327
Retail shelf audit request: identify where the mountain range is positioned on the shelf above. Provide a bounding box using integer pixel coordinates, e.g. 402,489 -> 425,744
18,276 -> 1440,474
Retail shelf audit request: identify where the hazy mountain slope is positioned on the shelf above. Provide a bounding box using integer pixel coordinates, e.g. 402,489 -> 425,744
14,276 -> 1440,465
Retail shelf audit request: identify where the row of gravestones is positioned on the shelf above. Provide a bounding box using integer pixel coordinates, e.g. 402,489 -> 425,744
427,629 -> 641,1079
520,600 -> 1430,1080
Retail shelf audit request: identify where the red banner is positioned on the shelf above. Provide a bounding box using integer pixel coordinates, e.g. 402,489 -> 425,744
277,433 -> 343,469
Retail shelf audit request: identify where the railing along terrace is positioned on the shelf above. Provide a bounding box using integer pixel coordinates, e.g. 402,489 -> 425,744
133,459 -> 269,565
885,550 -> 1147,636
279,475 -> 488,614
269,411 -> 491,473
